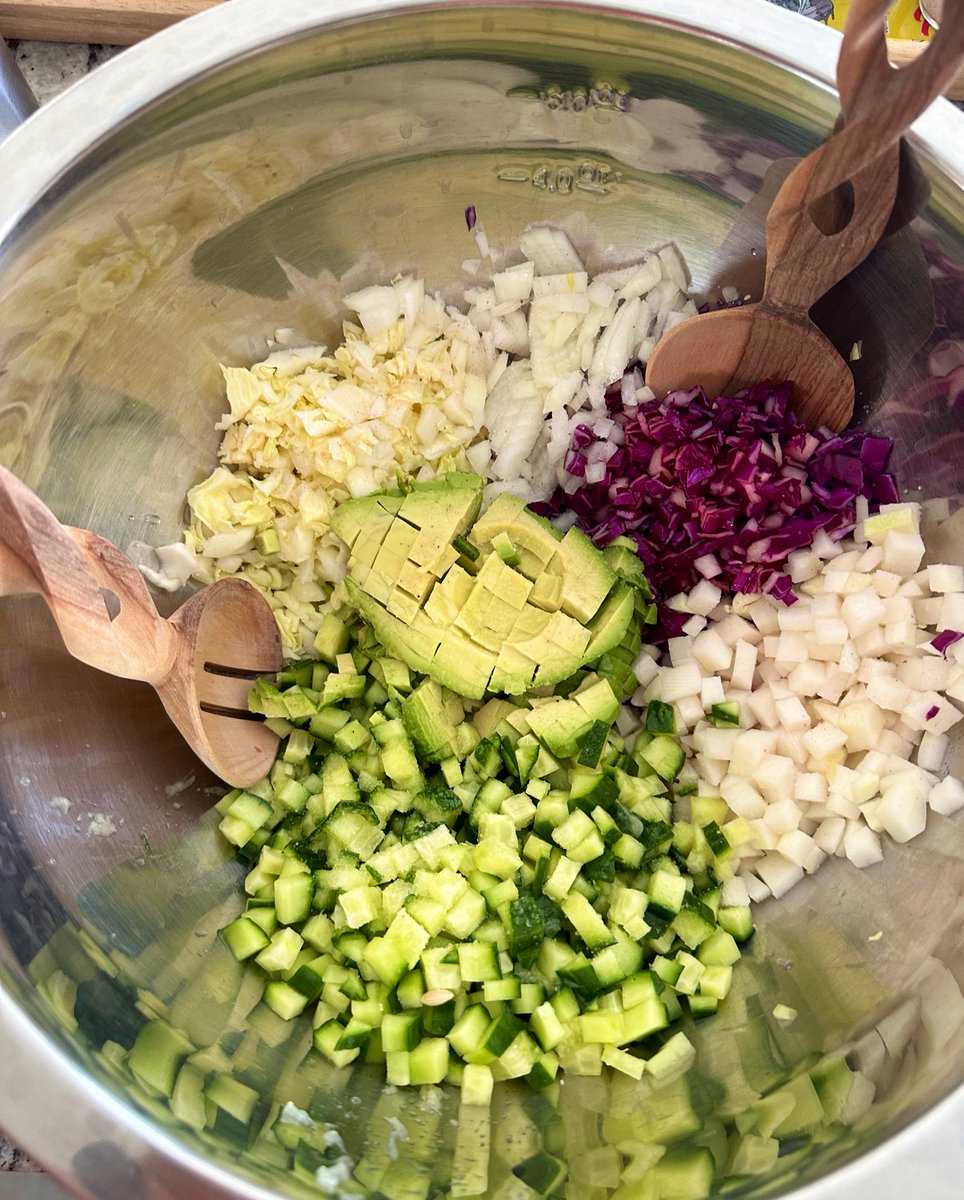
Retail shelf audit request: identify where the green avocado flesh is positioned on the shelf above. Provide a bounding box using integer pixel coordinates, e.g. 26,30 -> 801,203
332,476 -> 635,699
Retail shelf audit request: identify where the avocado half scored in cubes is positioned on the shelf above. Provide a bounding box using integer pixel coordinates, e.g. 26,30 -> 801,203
332,474 -> 636,699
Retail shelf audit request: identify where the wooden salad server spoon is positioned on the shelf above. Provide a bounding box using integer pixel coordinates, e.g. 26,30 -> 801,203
646,0 -> 964,431
0,465 -> 282,788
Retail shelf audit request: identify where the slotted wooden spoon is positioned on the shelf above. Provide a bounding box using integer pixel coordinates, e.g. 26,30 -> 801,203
646,0 -> 964,431
0,466 -> 282,788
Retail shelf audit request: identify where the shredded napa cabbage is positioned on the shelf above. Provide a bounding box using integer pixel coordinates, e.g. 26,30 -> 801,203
180,278 -> 496,655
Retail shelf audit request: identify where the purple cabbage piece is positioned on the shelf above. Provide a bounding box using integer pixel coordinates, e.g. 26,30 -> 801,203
537,379 -> 898,639
931,630 -> 964,657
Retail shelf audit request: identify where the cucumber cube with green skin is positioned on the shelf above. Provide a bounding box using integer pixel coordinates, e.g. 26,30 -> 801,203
263,980 -> 310,1020
639,734 -> 686,781
513,1151 -> 567,1197
448,1004 -> 494,1063
531,1002 -> 567,1051
561,893 -> 616,953
621,997 -> 670,1043
313,1020 -> 360,1068
381,1011 -> 422,1052
219,917 -> 270,961
458,941 -> 502,983
422,998 -> 456,1036
128,1020 -> 195,1097
460,1062 -> 494,1107
719,905 -> 755,943
697,928 -> 742,966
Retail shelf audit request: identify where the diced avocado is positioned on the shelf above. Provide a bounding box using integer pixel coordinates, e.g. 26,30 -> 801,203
401,680 -> 462,762
603,536 -> 653,596
557,526 -> 616,623
526,698 -> 594,759
331,494 -> 402,557
339,473 -> 631,699
585,582 -> 636,661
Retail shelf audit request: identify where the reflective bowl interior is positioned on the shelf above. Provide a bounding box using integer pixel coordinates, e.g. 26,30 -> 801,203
0,3 -> 963,1198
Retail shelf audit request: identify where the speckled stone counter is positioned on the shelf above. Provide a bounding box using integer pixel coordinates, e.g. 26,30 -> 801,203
9,39 -> 120,105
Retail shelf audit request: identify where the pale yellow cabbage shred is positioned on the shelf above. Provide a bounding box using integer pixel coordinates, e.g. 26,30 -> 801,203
184,283 -> 493,657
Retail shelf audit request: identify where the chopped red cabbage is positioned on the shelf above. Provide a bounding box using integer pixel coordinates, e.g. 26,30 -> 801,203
464,205 -> 477,232
534,380 -> 897,633
931,630 -> 964,657
926,704 -> 941,721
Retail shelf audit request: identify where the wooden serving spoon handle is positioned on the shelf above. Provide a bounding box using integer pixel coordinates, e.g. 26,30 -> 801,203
0,466 -> 172,682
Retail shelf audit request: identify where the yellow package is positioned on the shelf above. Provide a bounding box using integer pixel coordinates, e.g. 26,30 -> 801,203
826,0 -> 934,39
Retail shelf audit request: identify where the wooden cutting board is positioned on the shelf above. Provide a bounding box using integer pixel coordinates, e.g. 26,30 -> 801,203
0,0 -> 222,45
0,0 -> 960,99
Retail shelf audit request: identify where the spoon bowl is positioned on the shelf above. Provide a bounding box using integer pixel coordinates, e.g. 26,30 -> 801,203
647,0 -> 964,429
652,303 -> 856,429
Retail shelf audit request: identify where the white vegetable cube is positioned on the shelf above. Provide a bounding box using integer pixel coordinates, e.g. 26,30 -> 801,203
776,829 -> 826,874
681,614 -> 707,637
747,694 -> 785,740
761,797 -> 804,835
787,660 -> 827,697
843,822 -> 883,868
787,550 -> 821,583
834,699 -> 887,753
898,657 -> 949,693
774,633 -> 809,666
774,696 -> 811,733
902,691 -> 963,736
675,694 -> 705,730
632,651 -> 659,689
921,724 -> 950,772
803,722 -> 848,760
840,590 -> 887,637
929,775 -> 964,816
687,580 -> 723,616
872,571 -> 901,598
813,816 -> 846,855
795,772 -> 829,805
865,674 -> 911,713
776,730 -> 808,765
755,852 -> 804,899
813,617 -> 849,646
881,529 -> 925,576
730,641 -> 758,691
693,726 -> 739,760
743,874 -> 772,904
700,676 -> 726,708
692,629 -> 732,674
938,592 -> 964,633
875,777 -> 928,844
720,775 -> 766,820
730,729 -> 779,776
696,754 -> 726,788
714,613 -> 763,646
668,636 -> 696,666
914,597 -> 943,626
748,599 -> 781,635
777,603 -> 814,632
660,662 -> 703,702
927,563 -> 964,593
855,545 -> 883,571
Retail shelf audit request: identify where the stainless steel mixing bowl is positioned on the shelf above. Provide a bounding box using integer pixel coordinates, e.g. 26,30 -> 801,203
1,1 -> 963,1197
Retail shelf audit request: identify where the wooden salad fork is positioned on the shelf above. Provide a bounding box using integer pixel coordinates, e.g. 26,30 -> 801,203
646,0 -> 964,431
0,465 -> 282,788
